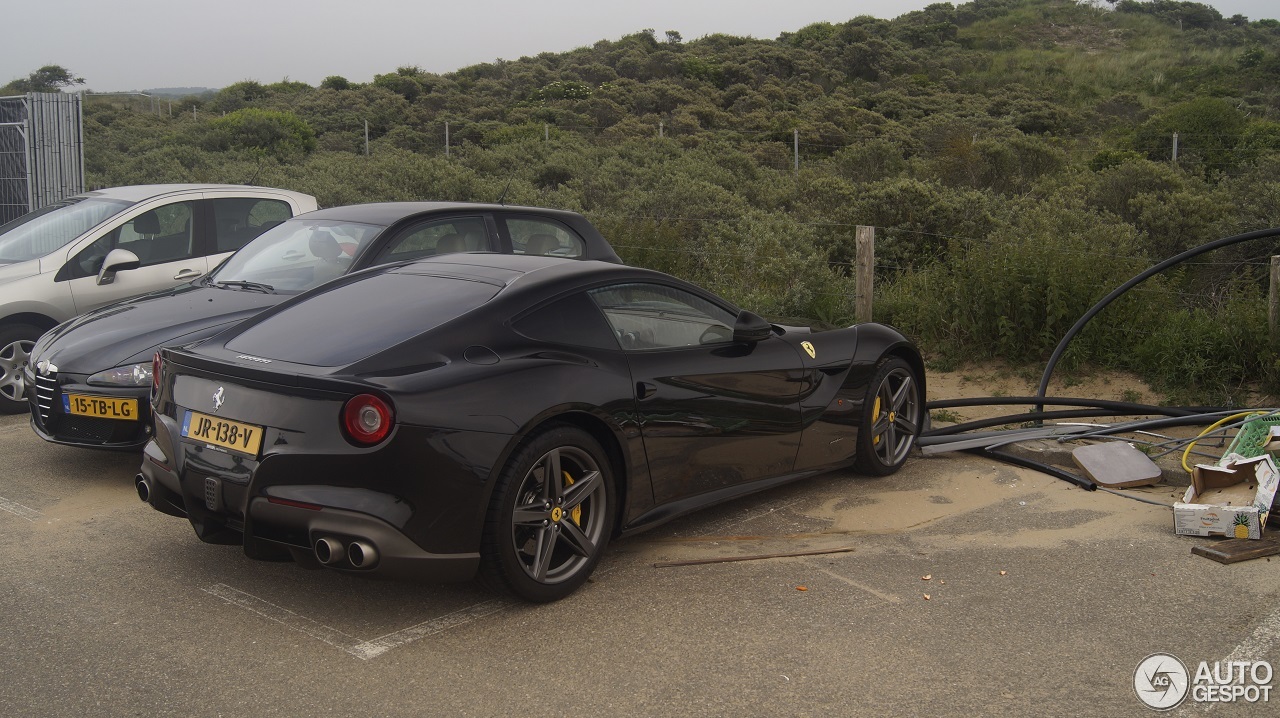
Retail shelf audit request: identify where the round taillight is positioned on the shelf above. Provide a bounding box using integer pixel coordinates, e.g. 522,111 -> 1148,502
342,394 -> 394,446
151,352 -> 161,394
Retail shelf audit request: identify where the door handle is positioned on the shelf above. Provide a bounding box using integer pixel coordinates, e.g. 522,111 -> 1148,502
636,382 -> 657,400
173,268 -> 203,281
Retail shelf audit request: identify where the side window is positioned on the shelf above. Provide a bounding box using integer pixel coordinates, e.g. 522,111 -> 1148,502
375,216 -> 489,264
512,292 -> 619,350
507,218 -> 585,258
69,201 -> 195,277
211,198 -> 293,253
588,283 -> 737,350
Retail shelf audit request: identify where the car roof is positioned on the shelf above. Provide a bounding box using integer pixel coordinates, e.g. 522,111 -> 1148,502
401,252 -> 624,273
77,184 -> 312,202
387,252 -> 662,293
298,202 -> 590,226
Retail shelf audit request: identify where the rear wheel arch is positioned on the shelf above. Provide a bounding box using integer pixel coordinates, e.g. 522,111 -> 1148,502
549,412 -> 629,530
479,418 -> 620,601
492,411 -> 629,534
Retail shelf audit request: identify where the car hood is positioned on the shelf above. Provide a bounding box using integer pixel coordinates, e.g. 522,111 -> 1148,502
38,283 -> 288,374
0,258 -> 40,287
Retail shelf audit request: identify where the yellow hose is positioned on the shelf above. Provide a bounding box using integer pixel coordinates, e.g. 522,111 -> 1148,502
1181,412 -> 1266,474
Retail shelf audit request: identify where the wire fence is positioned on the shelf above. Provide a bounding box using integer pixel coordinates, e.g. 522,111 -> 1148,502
89,91 -> 1280,176
91,94 -> 1280,310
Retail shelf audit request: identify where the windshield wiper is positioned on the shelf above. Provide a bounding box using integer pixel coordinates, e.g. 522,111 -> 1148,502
212,280 -> 275,294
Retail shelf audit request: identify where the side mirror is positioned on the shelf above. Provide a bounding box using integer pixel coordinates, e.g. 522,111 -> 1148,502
732,309 -> 773,343
97,248 -> 141,286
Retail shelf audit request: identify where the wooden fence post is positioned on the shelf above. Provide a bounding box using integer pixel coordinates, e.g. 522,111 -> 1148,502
1270,256 -> 1280,348
856,225 -> 874,324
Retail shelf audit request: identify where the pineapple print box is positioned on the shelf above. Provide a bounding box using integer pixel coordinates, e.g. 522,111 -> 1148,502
1174,455 -> 1280,541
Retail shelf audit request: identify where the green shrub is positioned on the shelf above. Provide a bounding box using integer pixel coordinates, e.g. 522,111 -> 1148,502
1129,277 -> 1276,404
878,200 -> 1159,367
208,108 -> 316,159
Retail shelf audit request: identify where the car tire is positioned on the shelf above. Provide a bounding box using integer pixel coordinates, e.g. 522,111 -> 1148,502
853,356 -> 922,476
481,425 -> 615,602
0,324 -> 41,415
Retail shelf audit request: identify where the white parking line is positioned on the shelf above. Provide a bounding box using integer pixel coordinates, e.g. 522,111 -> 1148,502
800,559 -> 903,604
1221,600 -> 1280,664
693,498 -> 806,537
1188,599 -> 1280,714
349,599 -> 513,660
0,496 -> 42,522
203,583 -> 363,653
203,583 -> 512,661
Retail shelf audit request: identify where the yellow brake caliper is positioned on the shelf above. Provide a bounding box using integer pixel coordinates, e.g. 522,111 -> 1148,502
563,471 -> 582,525
872,395 -> 882,445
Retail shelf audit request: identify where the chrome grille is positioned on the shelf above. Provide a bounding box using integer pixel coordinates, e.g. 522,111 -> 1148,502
34,372 -> 57,423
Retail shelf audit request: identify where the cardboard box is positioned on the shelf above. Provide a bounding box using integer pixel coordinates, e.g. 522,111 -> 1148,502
1174,455 -> 1278,540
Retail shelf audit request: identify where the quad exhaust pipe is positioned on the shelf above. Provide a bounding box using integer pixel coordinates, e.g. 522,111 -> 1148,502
135,474 -> 152,503
135,473 -> 187,519
314,537 -> 346,565
348,540 -> 378,569
313,536 -> 378,569
136,474 -> 382,570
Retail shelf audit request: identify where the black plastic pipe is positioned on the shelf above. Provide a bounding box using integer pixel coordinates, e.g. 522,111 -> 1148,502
928,395 -> 1200,417
1062,410 -> 1251,441
966,447 -> 1097,490
925,408 -> 1172,437
1036,227 -> 1280,409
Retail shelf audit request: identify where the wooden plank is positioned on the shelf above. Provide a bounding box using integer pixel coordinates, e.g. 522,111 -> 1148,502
1192,538 -> 1280,564
1071,442 -> 1162,488
652,546 -> 856,568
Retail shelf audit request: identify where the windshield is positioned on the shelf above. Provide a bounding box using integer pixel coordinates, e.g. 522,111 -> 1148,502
0,197 -> 134,263
210,219 -> 383,292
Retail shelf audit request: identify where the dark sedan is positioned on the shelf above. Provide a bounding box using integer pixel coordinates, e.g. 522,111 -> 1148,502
138,253 -> 924,602
25,202 -> 621,450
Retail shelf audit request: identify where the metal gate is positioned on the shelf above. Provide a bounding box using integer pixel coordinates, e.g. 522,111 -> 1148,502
0,92 -> 84,225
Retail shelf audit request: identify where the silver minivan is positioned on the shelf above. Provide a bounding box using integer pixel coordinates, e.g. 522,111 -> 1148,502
0,184 -> 318,413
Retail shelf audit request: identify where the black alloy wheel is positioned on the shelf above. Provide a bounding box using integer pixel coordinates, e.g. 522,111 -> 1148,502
853,356 -> 922,476
482,425 -> 615,602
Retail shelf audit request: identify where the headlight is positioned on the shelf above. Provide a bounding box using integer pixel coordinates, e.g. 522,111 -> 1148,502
87,363 -> 153,387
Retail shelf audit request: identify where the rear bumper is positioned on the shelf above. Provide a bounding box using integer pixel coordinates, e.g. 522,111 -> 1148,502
250,500 -> 480,581
137,447 -> 481,582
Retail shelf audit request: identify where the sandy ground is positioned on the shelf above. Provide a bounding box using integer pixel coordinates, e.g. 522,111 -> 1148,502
925,361 -> 1162,423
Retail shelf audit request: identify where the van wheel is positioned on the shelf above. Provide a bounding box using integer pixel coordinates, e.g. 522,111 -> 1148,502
0,324 -> 41,414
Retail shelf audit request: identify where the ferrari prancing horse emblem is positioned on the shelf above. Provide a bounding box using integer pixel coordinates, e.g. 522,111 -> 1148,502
801,341 -> 816,359
212,386 -> 225,411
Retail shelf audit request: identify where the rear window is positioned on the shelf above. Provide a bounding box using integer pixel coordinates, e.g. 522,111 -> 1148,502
226,273 -> 501,366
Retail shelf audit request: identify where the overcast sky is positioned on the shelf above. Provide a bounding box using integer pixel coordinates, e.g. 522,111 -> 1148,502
2,0 -> 1277,91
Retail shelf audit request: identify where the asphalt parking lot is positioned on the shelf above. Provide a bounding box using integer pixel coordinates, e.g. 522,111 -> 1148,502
1,412 -> 1277,717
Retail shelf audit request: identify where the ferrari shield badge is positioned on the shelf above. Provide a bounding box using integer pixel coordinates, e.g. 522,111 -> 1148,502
801,341 -> 816,359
